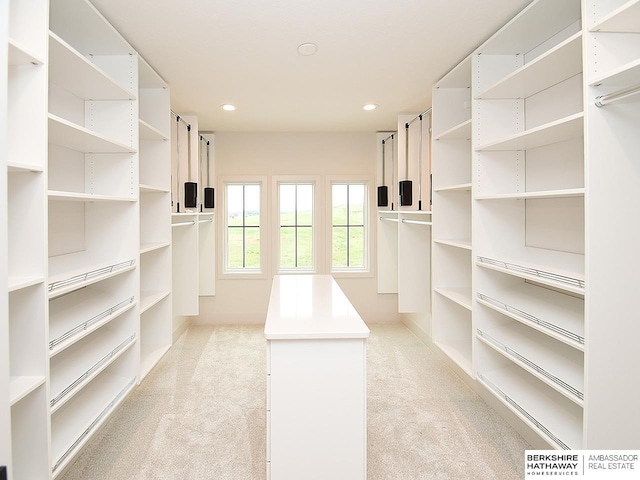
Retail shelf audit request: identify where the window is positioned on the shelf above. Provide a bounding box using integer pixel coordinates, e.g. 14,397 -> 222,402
331,182 -> 367,271
279,183 -> 314,270
226,183 -> 261,270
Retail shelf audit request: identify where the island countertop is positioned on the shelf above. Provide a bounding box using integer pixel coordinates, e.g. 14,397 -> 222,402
264,274 -> 370,340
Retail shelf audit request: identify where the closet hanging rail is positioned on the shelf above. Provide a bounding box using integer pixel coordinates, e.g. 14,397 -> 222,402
401,218 -> 432,226
379,216 -> 399,222
595,83 -> 640,107
172,220 -> 196,228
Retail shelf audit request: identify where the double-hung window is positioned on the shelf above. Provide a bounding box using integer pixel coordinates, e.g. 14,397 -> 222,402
278,182 -> 315,271
331,181 -> 368,272
225,182 -> 261,272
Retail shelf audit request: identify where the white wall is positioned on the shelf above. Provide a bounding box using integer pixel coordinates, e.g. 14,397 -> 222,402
195,132 -> 400,325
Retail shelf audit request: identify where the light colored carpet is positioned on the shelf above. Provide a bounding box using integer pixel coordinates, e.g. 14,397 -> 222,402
59,323 -> 529,479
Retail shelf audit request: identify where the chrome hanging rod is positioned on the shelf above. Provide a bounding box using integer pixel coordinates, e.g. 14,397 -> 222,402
405,106 -> 433,127
595,84 -> 640,108
170,110 -> 191,128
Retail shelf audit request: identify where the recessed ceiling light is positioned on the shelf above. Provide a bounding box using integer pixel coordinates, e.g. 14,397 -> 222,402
297,43 -> 318,56
363,104 -> 378,111
221,104 -> 236,111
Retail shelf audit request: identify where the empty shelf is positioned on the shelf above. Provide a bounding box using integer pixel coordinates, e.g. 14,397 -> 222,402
139,119 -> 169,141
477,366 -> 583,450
140,290 -> 171,314
434,287 -> 472,310
48,114 -> 136,154
8,38 -> 45,65
477,252 -> 584,295
590,0 -> 640,33
10,376 -> 46,406
434,340 -> 473,376
435,119 -> 472,141
475,113 -> 584,152
434,238 -> 472,250
476,282 -> 584,349
48,259 -> 136,298
477,324 -> 584,404
475,188 -> 584,201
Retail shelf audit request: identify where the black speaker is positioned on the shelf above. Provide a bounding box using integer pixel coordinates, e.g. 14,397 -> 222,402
1,466 -> 7,480
399,180 -> 412,206
377,186 -> 388,207
184,182 -> 197,208
204,187 -> 215,208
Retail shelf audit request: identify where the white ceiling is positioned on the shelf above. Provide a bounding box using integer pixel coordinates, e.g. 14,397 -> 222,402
90,0 -> 533,132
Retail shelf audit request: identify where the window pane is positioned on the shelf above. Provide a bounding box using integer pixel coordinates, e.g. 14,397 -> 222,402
245,184 -> 260,226
332,184 -> 347,225
297,184 -> 313,226
349,184 -> 365,225
227,185 -> 244,226
297,226 -> 313,268
349,226 -> 365,267
332,226 -> 348,267
279,184 -> 296,226
227,227 -> 244,268
245,227 -> 260,268
280,226 -> 295,268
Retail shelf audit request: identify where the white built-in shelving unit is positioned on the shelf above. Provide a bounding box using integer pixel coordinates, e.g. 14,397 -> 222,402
47,0 -> 140,475
1,2 -> 9,474
471,0 -> 585,450
138,57 -> 172,381
583,0 -> 640,449
429,0 -> 640,451
3,0 -> 51,478
1,0 -> 173,477
432,55 -> 473,375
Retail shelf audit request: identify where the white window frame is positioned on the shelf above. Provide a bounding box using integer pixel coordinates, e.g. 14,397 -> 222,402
219,176 -> 268,279
272,175 -> 322,275
326,175 -> 373,278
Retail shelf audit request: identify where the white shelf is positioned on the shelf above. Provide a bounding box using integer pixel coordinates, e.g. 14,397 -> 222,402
476,250 -> 584,295
140,184 -> 170,193
48,190 -> 136,202
434,119 -> 472,141
475,188 -> 584,201
140,241 -> 171,255
48,259 -> 136,299
140,290 -> 170,314
475,113 -> 584,152
8,38 -> 45,65
140,344 -> 171,381
7,160 -> 45,173
51,375 -> 135,476
433,238 -> 472,250
478,366 -> 583,450
477,0 -> 581,55
434,287 -> 472,310
48,114 -> 136,154
476,33 -> 583,100
9,376 -> 47,406
49,294 -> 136,356
590,0 -> 640,33
591,57 -> 640,89
49,32 -> 136,100
476,282 -> 584,350
434,183 -> 472,193
8,276 -> 45,293
434,340 -> 473,376
139,119 -> 169,141
477,324 -> 584,404
50,333 -> 135,413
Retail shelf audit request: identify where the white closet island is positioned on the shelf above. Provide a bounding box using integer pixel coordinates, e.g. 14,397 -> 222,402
264,275 -> 369,480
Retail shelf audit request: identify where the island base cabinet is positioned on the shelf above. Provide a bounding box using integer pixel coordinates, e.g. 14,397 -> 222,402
267,338 -> 366,480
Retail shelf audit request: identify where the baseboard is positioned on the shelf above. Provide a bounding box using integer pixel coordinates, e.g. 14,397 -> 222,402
173,317 -> 190,343
192,312 -> 266,325
401,316 -> 432,345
